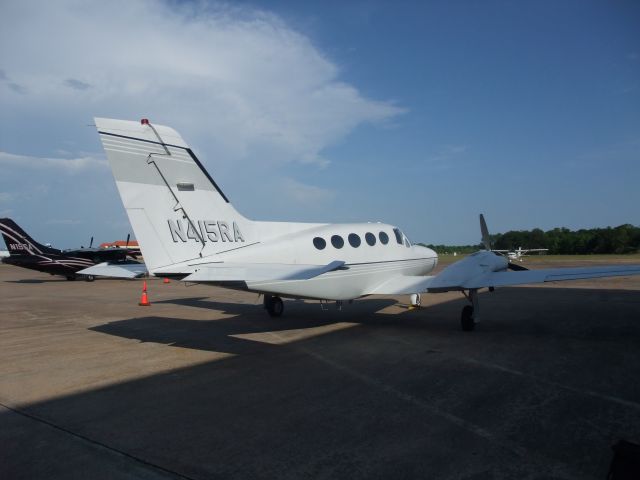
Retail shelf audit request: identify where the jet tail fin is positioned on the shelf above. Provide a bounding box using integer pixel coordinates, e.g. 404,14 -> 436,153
0,218 -> 61,256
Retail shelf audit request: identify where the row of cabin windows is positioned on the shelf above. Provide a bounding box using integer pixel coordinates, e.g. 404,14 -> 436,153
313,229 -> 410,250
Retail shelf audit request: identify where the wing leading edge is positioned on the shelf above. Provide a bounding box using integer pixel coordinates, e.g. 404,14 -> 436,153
458,264 -> 640,290
370,264 -> 640,295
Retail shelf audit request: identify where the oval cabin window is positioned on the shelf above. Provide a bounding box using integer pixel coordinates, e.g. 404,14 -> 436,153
313,237 -> 326,250
365,232 -> 376,246
331,235 -> 344,249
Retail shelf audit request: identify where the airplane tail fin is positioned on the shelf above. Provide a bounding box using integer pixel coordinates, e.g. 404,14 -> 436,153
94,118 -> 254,272
0,218 -> 60,256
479,214 -> 492,250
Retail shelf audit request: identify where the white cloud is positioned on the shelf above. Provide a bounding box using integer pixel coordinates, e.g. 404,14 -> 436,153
45,218 -> 82,225
0,0 -> 404,170
0,151 -> 107,172
281,178 -> 335,204
0,0 -> 406,244
424,144 -> 468,170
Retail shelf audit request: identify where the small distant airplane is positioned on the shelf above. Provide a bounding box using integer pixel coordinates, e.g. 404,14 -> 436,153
82,118 -> 640,331
492,247 -> 549,261
0,218 -> 145,281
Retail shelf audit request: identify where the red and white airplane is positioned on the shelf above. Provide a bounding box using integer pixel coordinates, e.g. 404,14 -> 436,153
81,118 -> 640,331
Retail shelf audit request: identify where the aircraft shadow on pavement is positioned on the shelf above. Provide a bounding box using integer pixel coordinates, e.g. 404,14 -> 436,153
90,297 -> 405,355
6,286 -> 640,480
4,286 -> 640,480
89,286 -> 640,356
5,278 -> 67,283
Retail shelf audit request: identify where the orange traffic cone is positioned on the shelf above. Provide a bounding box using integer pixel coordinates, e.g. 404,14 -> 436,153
138,280 -> 151,306
163,277 -> 170,284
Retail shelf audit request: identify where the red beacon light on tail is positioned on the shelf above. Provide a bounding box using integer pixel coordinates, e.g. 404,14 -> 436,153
140,118 -> 150,125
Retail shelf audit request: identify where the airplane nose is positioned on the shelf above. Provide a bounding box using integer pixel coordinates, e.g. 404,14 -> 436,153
416,244 -> 435,256
413,245 -> 438,273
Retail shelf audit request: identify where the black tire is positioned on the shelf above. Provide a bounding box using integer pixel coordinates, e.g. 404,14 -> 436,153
461,305 -> 475,331
84,275 -> 95,282
66,276 -> 76,281
265,296 -> 284,317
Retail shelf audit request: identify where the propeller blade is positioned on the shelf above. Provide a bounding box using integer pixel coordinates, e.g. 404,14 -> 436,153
508,262 -> 528,271
126,233 -> 130,248
89,236 -> 94,248
480,214 -> 491,250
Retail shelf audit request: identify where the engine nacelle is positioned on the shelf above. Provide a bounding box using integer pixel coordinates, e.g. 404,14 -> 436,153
427,250 -> 507,291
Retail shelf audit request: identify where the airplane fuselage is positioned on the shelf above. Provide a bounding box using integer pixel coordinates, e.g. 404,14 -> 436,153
2,252 -> 96,277
157,221 -> 437,300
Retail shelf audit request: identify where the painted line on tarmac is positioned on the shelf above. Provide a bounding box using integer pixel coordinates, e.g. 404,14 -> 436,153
0,401 -> 194,480
459,356 -> 640,411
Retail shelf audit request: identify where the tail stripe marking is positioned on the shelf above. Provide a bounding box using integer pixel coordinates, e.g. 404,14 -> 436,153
98,131 -> 229,203
0,225 -> 44,254
97,131 -> 185,149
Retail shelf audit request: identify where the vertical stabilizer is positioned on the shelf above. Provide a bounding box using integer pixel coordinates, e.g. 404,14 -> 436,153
94,118 -> 254,272
479,214 -> 492,250
0,218 -> 61,256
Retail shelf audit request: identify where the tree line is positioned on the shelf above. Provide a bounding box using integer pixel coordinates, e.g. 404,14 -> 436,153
422,224 -> 640,255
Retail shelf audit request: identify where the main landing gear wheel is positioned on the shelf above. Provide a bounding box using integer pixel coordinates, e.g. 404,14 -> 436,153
66,276 -> 76,281
264,295 -> 284,317
461,305 -> 475,331
84,275 -> 95,282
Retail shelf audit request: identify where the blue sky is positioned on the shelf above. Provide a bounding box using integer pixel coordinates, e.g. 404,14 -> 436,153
1,0 -> 638,248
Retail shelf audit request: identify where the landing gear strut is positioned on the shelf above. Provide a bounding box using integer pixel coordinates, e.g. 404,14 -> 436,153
264,295 -> 284,317
410,293 -> 421,308
460,288 -> 479,331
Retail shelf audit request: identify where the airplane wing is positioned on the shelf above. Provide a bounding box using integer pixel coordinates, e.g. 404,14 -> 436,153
181,261 -> 346,283
458,265 -> 640,290
77,262 -> 147,279
425,263 -> 640,293
369,261 -> 640,295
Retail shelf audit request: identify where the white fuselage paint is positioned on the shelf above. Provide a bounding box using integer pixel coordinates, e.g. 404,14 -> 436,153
158,220 -> 438,300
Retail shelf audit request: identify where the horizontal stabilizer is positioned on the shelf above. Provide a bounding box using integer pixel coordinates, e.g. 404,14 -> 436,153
181,260 -> 345,283
77,262 -> 147,279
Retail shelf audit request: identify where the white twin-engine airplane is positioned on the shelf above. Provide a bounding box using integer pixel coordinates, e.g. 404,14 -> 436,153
493,247 -> 549,261
81,118 -> 640,331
